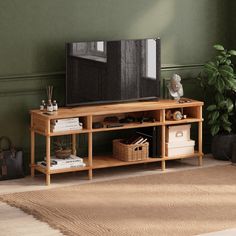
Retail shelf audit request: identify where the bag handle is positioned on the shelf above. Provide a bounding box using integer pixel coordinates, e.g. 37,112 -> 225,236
0,136 -> 12,151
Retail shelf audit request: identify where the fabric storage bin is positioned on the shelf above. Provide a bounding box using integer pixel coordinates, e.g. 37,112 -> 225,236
113,139 -> 149,162
165,140 -> 195,157
166,124 -> 191,143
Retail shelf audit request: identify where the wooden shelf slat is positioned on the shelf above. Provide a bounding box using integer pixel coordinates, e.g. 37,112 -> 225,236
87,155 -> 162,169
92,122 -> 163,132
36,119 -> 204,136
30,99 -> 204,120
34,152 -> 203,176
34,164 -> 90,174
163,151 -> 202,160
34,165 -> 47,174
165,118 -> 203,125
49,129 -> 91,136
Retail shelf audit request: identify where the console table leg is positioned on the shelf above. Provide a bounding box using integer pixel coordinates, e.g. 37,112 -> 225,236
46,174 -> 51,186
161,120 -> 166,171
161,160 -> 166,171
46,135 -> 51,186
72,134 -> 77,155
198,119 -> 203,166
198,155 -> 203,166
88,129 -> 93,180
31,130 -> 35,177
88,169 -> 93,180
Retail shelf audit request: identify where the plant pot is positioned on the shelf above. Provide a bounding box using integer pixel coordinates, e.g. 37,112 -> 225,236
211,134 -> 236,160
55,148 -> 72,159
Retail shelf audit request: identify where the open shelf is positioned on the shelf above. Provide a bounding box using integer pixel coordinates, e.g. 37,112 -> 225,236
34,164 -> 90,175
163,151 -> 201,160
92,121 -> 163,132
165,118 -> 203,125
50,128 -> 91,136
87,155 -> 162,169
34,151 -> 201,176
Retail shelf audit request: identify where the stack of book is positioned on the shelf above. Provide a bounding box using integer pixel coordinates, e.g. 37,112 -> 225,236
122,134 -> 147,145
37,155 -> 86,170
51,118 -> 82,132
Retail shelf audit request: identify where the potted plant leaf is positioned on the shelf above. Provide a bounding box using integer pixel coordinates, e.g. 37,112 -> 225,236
200,44 -> 236,160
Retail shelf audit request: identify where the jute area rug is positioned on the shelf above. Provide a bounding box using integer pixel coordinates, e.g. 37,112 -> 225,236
1,165 -> 236,236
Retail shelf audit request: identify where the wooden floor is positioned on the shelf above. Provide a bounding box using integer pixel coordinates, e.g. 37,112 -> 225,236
0,155 -> 232,236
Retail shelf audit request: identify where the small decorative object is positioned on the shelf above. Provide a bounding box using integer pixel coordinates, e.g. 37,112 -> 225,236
53,100 -> 58,111
54,139 -> 72,159
92,122 -> 104,129
104,116 -> 119,123
46,85 -> 54,112
40,100 -> 46,111
166,109 -> 187,121
167,74 -> 184,101
47,102 -> 53,112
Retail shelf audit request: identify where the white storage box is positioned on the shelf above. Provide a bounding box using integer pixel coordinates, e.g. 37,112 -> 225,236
166,124 -> 191,143
165,140 -> 195,157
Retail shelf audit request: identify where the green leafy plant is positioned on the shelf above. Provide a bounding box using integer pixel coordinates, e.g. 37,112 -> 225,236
200,44 -> 236,136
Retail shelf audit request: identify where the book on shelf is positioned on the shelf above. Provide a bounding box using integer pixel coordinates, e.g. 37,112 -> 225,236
122,134 -> 139,144
50,117 -> 83,132
122,135 -> 148,145
51,118 -> 80,125
44,155 -> 84,164
38,155 -> 86,170
51,122 -> 82,128
37,161 -> 86,170
139,138 -> 148,144
51,125 -> 83,132
133,137 -> 144,145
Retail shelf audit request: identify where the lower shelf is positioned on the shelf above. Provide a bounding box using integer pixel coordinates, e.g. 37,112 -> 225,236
88,155 -> 162,169
34,164 -> 90,175
33,152 -> 202,175
163,151 -> 202,160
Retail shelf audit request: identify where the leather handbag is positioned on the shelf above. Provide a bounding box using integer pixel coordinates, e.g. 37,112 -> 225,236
0,136 -> 24,180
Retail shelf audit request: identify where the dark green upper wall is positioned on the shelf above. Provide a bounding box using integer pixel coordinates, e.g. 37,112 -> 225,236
229,0 -> 236,49
0,0 -> 229,76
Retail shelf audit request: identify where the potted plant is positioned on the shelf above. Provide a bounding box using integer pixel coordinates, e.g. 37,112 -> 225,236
54,139 -> 72,159
200,44 -> 236,160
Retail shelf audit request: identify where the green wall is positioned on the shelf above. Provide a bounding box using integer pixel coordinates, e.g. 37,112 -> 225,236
0,0 -> 233,168
229,0 -> 236,49
0,0 -> 229,74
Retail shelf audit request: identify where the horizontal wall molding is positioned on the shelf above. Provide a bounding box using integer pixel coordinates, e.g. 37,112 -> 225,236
0,89 -> 51,97
161,63 -> 204,71
0,71 -> 65,82
0,63 -> 204,81
0,63 -> 204,96
0,71 -> 65,97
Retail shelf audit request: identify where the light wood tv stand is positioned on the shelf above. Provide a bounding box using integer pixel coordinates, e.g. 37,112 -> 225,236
30,99 -> 204,185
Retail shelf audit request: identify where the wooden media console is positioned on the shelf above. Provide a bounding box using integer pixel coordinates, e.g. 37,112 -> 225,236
30,99 -> 204,185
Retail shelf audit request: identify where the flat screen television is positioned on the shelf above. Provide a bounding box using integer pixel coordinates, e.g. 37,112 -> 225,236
66,38 -> 161,106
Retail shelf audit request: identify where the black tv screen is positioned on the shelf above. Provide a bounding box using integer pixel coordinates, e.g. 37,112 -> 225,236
66,38 -> 161,106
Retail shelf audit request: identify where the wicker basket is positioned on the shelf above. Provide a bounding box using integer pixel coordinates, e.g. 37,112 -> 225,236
113,139 -> 149,162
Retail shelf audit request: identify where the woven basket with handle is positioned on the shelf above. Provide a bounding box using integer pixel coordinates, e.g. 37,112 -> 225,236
113,139 -> 149,162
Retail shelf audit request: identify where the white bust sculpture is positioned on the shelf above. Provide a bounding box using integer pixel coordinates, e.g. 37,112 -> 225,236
167,74 -> 184,100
